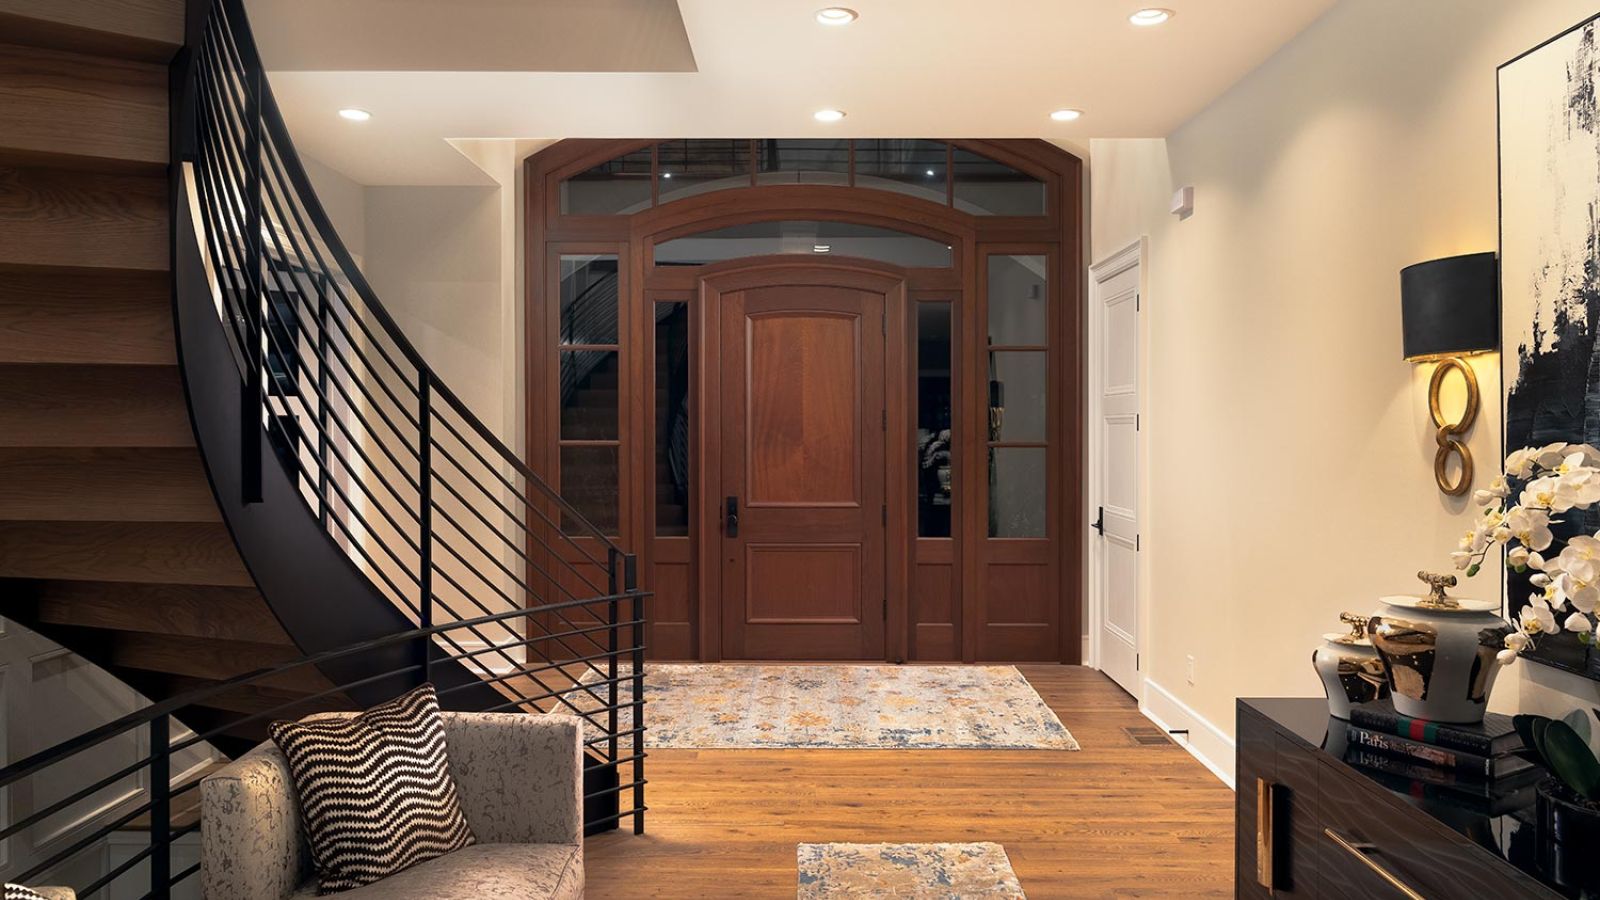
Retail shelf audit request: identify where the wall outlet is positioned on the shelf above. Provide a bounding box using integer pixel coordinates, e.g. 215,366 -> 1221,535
1186,655 -> 1196,685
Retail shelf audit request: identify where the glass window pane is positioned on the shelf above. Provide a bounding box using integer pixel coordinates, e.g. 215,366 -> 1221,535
654,220 -> 951,268
561,444 -> 619,535
755,139 -> 849,185
655,303 -> 691,536
658,139 -> 750,203
989,447 -> 1046,538
952,149 -> 1047,216
560,148 -> 652,215
561,350 -> 618,440
987,254 -> 1047,346
559,255 -> 619,345
987,351 -> 1046,443
854,139 -> 947,204
917,303 -> 953,538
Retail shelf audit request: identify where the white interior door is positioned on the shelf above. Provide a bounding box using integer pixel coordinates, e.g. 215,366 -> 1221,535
1090,247 -> 1141,696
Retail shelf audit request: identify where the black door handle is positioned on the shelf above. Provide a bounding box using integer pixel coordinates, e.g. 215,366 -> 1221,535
1091,505 -> 1104,535
726,495 -> 740,538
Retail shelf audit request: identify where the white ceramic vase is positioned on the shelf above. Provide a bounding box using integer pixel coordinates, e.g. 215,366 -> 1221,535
1366,593 -> 1514,724
1312,614 -> 1388,719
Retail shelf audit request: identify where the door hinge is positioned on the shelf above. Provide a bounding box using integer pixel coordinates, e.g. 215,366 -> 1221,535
1136,534 -> 1141,551
1136,413 -> 1140,432
1136,653 -> 1140,671
1136,292 -> 1141,312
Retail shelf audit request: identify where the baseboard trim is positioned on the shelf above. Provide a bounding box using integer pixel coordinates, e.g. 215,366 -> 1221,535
1140,679 -> 1236,789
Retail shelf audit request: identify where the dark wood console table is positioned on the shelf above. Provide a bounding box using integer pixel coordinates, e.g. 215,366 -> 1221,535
1237,698 -> 1573,898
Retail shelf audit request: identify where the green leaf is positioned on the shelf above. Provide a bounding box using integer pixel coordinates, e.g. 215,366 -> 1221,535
1540,721 -> 1600,802
1515,714 -> 1554,771
1467,563 -> 1481,577
1565,708 -> 1592,745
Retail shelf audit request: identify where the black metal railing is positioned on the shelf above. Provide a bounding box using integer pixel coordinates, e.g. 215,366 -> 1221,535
0,0 -> 648,893
0,605 -> 644,897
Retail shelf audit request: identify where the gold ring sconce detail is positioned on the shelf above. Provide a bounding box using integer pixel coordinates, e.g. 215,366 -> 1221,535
1428,356 -> 1478,497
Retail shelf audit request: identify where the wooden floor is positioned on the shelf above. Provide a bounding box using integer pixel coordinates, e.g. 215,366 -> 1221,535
584,665 -> 1234,898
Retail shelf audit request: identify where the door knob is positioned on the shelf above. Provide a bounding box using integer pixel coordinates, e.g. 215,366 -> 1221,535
726,495 -> 740,538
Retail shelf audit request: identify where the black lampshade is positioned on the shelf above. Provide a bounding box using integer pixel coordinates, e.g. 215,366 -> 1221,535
1400,252 -> 1499,360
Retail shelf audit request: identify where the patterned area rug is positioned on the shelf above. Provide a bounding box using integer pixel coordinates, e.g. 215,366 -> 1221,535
797,842 -> 1027,898
578,664 -> 1077,750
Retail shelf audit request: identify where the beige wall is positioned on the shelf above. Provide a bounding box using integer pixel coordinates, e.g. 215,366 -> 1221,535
1091,0 -> 1600,782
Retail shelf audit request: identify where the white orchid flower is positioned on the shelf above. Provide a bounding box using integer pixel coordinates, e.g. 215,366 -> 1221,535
1497,648 -> 1521,665
1566,612 -> 1593,632
1450,550 -> 1474,570
1521,599 -> 1558,634
1506,448 -> 1537,478
1506,507 -> 1555,551
1509,546 -> 1531,568
1531,572 -> 1552,587
1536,443 -> 1573,468
1505,631 -> 1531,652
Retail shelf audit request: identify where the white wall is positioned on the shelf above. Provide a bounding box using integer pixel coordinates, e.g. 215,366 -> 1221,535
1090,0 -> 1600,782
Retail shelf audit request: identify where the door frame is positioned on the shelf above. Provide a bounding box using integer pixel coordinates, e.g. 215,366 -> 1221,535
694,257 -> 912,662
1086,238 -> 1148,693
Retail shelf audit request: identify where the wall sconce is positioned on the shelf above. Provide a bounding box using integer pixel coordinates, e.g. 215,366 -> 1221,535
1400,252 -> 1499,496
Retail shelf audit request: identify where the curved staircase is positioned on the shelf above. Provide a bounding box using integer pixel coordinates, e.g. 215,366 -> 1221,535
0,2 -> 646,893
0,0 -> 322,752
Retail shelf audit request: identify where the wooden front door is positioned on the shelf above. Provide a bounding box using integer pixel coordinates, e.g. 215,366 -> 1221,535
712,266 -> 891,659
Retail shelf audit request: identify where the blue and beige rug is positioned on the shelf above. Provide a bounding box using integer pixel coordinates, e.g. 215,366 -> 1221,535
797,842 -> 1027,898
579,664 -> 1077,750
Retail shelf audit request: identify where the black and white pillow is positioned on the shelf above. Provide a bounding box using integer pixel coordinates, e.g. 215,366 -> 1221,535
4,886 -> 49,900
270,683 -> 475,893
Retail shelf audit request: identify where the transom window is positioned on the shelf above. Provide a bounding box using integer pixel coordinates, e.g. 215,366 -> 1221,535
653,220 -> 953,268
558,139 -> 1048,217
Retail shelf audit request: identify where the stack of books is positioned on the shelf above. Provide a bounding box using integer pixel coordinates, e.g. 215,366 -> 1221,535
1343,699 -> 1539,815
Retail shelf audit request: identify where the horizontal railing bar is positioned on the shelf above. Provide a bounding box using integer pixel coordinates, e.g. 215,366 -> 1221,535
586,726 -> 645,747
429,448 -> 608,597
585,779 -> 648,801
580,807 -> 648,831
0,594 -> 644,787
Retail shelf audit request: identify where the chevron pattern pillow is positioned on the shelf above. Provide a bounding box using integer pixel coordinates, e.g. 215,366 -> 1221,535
269,683 -> 475,893
4,886 -> 49,900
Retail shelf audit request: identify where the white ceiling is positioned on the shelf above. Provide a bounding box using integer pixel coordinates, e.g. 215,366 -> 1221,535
251,0 -> 1338,186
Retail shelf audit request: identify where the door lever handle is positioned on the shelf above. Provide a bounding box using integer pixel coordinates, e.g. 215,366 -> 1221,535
726,495 -> 740,538
1091,505 -> 1105,535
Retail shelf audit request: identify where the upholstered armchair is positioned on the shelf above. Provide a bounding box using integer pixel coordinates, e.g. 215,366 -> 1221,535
200,712 -> 585,899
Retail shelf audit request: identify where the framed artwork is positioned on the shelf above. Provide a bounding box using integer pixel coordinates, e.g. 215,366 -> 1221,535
1500,13 -> 1600,679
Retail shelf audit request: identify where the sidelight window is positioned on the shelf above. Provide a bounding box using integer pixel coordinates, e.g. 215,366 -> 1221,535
986,254 -> 1049,538
557,254 -> 621,535
655,301 -> 691,537
917,302 -> 954,538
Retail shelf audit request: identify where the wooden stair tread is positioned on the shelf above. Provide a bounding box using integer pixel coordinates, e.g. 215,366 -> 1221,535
0,521 -> 250,586
0,41 -> 167,171
0,266 -> 173,365
21,579 -> 290,645
0,165 -> 167,272
0,1 -> 182,63
0,447 -> 220,522
161,674 -> 352,718
0,363 -> 194,447
108,632 -> 334,694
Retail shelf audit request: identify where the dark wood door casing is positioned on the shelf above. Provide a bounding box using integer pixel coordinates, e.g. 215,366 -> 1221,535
524,139 -> 1083,664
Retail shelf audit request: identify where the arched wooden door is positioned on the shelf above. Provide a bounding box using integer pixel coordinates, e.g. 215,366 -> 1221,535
698,261 -> 909,660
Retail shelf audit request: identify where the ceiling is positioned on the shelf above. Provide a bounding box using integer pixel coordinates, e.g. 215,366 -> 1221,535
250,0 -> 1337,186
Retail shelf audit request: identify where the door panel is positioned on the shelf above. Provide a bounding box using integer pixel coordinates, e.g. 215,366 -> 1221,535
716,276 -> 888,660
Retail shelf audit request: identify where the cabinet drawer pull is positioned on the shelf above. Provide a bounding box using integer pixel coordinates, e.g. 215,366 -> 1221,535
1324,828 -> 1426,900
1255,778 -> 1276,889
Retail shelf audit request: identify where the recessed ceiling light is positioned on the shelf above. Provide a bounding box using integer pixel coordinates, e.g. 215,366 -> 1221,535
813,244 -> 832,253
1129,8 -> 1173,26
662,172 -> 673,179
1050,108 -> 1083,122
338,107 -> 371,122
814,108 -> 846,122
816,7 -> 858,25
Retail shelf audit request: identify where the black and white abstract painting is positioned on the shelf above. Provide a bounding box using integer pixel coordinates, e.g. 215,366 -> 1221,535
1501,14 -> 1600,679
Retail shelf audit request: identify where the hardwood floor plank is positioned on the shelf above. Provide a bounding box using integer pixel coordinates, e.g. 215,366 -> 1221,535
582,665 -> 1234,897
